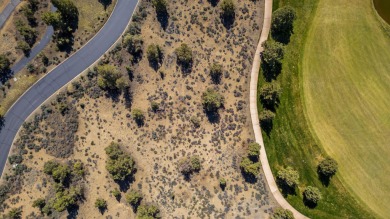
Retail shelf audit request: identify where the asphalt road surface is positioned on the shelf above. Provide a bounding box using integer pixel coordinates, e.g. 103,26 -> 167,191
0,0 -> 21,29
0,0 -> 138,177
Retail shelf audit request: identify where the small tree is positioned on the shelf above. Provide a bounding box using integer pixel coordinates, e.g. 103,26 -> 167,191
95,198 -> 107,210
260,82 -> 281,110
190,156 -> 201,172
147,44 -> 163,69
0,54 -> 11,81
32,198 -> 46,211
52,164 -> 70,183
105,142 -> 136,181
220,0 -> 235,19
111,188 -> 121,201
261,41 -> 284,80
97,64 -> 124,90
247,142 -> 260,161
240,157 -> 260,177
209,62 -> 223,83
271,208 -> 295,219
318,157 -> 338,178
7,208 -> 22,219
126,190 -> 143,208
259,110 -> 275,133
271,6 -> 297,44
202,88 -> 224,112
136,204 -> 160,219
277,167 -> 299,190
175,43 -> 193,68
303,186 -> 322,206
132,109 -> 145,124
152,0 -> 167,15
219,178 -> 227,190
123,34 -> 143,56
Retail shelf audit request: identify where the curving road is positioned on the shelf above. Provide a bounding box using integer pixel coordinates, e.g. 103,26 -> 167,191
0,0 -> 138,177
0,0 -> 21,29
249,0 -> 308,218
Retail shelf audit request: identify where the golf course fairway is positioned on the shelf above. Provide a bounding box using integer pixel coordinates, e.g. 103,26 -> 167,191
303,0 -> 390,217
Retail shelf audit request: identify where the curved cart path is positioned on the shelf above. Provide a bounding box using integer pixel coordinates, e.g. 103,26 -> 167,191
249,0 -> 308,218
0,0 -> 138,177
0,0 -> 21,29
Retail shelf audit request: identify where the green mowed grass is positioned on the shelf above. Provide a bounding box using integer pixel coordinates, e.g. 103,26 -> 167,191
261,0 -> 377,218
303,0 -> 390,217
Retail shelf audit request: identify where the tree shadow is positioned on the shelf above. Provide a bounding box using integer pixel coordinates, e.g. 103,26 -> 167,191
126,67 -> 134,82
135,118 -> 145,127
98,0 -> 112,10
211,73 -> 222,84
276,179 -> 297,197
271,30 -> 294,45
261,61 -> 282,82
220,13 -> 235,29
241,171 -> 258,184
303,197 -> 318,209
116,174 -> 135,192
205,110 -> 220,124
0,115 -> 5,131
260,119 -> 273,136
104,89 -> 121,103
98,206 -> 107,215
317,170 -> 332,187
124,88 -> 133,109
156,11 -> 169,30
0,69 -> 12,84
66,205 -> 79,219
208,0 -> 219,7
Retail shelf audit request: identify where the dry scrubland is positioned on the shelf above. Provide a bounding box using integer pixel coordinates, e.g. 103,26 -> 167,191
0,0 -> 116,115
0,0 -> 278,218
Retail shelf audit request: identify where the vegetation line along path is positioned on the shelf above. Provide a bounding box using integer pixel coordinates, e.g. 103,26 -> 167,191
0,0 -> 138,177
249,0 -> 307,218
0,0 -> 20,29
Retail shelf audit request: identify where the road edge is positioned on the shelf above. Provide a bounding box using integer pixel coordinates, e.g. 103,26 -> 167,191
0,0 -> 139,180
248,0 -> 308,218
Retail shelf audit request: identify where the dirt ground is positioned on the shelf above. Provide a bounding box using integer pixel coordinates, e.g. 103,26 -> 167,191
1,0 -> 277,218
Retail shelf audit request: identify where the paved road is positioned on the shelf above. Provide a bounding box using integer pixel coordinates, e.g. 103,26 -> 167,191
11,5 -> 56,74
0,0 -> 21,29
249,0 -> 308,218
0,0 -> 138,177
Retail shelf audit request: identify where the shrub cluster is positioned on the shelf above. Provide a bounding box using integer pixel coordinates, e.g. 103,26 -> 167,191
240,142 -> 261,180
271,208 -> 295,219
97,64 -> 128,90
178,156 -> 202,177
105,142 -> 136,181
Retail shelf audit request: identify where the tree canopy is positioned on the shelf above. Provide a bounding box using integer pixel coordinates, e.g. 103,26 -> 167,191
271,6 -> 297,44
105,142 -> 136,181
202,88 -> 224,112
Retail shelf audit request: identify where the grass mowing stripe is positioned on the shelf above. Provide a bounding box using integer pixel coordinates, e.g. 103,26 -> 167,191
303,0 -> 390,217
259,0 -> 377,218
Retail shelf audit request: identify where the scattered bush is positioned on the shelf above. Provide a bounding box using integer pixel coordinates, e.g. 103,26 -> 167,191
123,34 -> 143,57
151,101 -> 160,112
132,109 -> 145,125
32,198 -> 46,211
95,198 -> 107,210
190,116 -> 200,128
97,64 -> 127,90
136,204 -> 160,219
202,88 -> 224,112
147,44 -> 163,68
126,190 -> 143,208
178,156 -> 202,176
219,178 -> 227,190
175,43 -> 193,68
8,155 -> 23,165
240,157 -> 260,177
247,142 -> 260,161
271,6 -> 297,44
271,208 -> 295,219
7,208 -> 22,219
303,186 -> 322,207
209,62 -> 223,83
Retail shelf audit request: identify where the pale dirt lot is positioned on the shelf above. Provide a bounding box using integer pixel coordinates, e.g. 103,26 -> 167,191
1,0 -> 277,218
